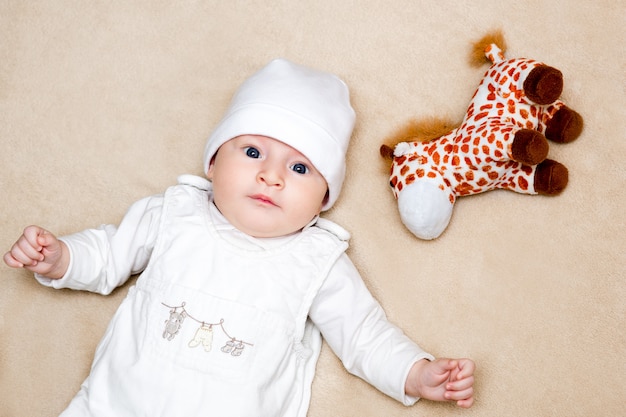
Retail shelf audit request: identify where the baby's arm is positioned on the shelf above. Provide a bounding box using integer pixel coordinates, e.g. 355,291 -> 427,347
4,225 -> 70,279
405,357 -> 475,408
311,253 -> 476,408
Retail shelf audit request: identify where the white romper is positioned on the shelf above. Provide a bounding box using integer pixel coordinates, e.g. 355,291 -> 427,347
38,175 -> 433,416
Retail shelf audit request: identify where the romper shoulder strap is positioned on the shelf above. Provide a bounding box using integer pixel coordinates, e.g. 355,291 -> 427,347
176,174 -> 211,191
313,217 -> 350,242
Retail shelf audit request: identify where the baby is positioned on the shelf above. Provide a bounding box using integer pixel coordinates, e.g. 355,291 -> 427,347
4,59 -> 475,416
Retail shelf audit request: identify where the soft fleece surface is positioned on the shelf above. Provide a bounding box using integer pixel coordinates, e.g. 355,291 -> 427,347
1,1 -> 625,416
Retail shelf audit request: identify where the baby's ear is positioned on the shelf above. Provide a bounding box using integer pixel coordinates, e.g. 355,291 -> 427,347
206,157 -> 216,180
322,189 -> 329,207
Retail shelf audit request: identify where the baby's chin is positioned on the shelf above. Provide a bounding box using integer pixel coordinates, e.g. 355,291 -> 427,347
235,218 -> 311,239
215,203 -> 317,239
243,225 -> 302,239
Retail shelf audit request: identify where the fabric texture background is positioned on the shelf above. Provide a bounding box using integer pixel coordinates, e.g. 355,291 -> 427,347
1,1 -> 624,416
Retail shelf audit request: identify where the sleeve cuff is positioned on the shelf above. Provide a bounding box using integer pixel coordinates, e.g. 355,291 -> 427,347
399,352 -> 436,406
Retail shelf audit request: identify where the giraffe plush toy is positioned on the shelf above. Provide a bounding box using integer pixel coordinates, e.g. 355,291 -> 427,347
380,31 -> 583,240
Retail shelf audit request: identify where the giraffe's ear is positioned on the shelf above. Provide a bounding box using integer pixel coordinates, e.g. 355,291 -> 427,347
380,144 -> 395,160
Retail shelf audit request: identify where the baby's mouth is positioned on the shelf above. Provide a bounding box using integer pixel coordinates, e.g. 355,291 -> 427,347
250,194 -> 277,206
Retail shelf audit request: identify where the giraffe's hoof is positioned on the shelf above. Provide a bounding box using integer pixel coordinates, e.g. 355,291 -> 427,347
545,106 -> 584,143
524,65 -> 563,105
512,129 -> 549,166
534,159 -> 568,195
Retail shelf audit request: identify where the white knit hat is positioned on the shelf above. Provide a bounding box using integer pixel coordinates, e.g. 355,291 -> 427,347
203,58 -> 355,211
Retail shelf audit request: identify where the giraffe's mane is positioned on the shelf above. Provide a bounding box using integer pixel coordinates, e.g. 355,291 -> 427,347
380,116 -> 458,160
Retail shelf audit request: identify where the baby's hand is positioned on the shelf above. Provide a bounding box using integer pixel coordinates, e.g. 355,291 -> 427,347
406,357 -> 475,408
3,225 -> 69,279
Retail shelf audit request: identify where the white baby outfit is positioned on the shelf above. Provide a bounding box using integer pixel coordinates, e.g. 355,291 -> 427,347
37,176 -> 433,416
37,59 -> 434,416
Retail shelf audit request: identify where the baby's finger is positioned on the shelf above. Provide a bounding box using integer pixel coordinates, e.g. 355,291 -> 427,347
23,226 -> 45,247
456,359 -> 476,379
37,230 -> 57,248
435,358 -> 458,373
445,386 -> 474,403
6,247 -> 34,267
14,238 -> 44,263
3,251 -> 25,268
9,237 -> 44,266
448,363 -> 461,381
456,396 -> 474,408
447,375 -> 474,391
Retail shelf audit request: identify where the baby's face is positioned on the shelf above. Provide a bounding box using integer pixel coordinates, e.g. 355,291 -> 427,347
207,135 -> 328,238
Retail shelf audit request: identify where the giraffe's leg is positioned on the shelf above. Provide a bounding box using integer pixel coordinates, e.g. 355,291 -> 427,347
534,159 -> 568,195
511,129 -> 549,165
545,106 -> 584,143
524,65 -> 563,105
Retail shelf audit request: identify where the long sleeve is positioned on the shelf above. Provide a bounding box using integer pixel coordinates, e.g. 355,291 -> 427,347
309,254 -> 434,405
35,194 -> 164,295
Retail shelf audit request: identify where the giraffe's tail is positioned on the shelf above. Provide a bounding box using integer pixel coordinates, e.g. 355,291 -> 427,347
470,29 -> 507,67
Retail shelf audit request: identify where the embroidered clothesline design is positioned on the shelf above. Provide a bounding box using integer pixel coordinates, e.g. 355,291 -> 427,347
161,301 -> 254,357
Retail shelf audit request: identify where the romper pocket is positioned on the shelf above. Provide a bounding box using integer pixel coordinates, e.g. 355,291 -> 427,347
141,281 -> 294,384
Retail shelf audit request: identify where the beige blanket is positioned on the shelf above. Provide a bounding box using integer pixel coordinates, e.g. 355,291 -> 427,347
2,1 -> 624,416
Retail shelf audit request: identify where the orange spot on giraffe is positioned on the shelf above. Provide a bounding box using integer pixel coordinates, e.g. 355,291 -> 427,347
457,182 -> 474,195
507,99 -> 516,114
518,176 -> 529,190
475,111 -> 489,121
521,165 -> 533,175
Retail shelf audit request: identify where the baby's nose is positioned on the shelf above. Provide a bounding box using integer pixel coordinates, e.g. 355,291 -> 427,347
257,168 -> 284,187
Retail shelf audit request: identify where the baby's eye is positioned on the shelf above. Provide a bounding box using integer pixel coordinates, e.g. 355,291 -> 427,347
291,163 -> 309,175
245,147 -> 260,159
